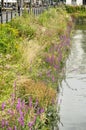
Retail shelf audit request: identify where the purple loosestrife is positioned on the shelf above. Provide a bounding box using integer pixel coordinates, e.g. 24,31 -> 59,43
1,119 -> 5,128
8,109 -> 14,116
46,56 -> 50,63
54,64 -> 59,70
7,127 -> 12,130
18,115 -> 24,127
52,75 -> 55,82
2,102 -> 6,110
5,120 -> 9,127
14,126 -> 17,130
16,98 -> 21,111
18,107 -> 24,126
28,115 -> 36,128
21,100 -> 26,109
37,108 -> 44,115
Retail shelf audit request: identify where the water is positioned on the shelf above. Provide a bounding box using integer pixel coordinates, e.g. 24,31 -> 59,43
59,26 -> 86,130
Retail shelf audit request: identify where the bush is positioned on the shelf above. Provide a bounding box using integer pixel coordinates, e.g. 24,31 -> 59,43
0,24 -> 19,54
65,5 -> 86,13
9,17 -> 35,39
0,96 -> 46,130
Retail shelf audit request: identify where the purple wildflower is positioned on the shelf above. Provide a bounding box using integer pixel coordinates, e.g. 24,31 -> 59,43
52,75 -> 55,82
7,127 -> 12,130
21,100 -> 25,109
5,120 -> 8,126
16,98 -> 21,111
1,119 -> 5,128
2,102 -> 6,110
8,109 -> 14,116
37,108 -> 44,115
18,116 -> 24,127
14,126 -> 17,130
28,116 -> 36,128
40,108 -> 44,113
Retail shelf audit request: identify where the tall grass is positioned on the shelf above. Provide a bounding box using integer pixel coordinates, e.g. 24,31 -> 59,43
0,7 -> 73,130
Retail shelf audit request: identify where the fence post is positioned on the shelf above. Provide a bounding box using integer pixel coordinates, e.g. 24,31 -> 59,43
11,10 -> 13,20
1,12 -> 3,23
18,5 -> 20,16
6,11 -> 8,23
0,5 -> 3,23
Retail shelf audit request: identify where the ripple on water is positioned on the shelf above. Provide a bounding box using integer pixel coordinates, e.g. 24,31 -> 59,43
59,28 -> 86,130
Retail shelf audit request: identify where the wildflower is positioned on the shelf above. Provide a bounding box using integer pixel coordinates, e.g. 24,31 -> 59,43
7,127 -> 12,130
16,98 -> 21,111
40,108 -> 44,113
14,126 -> 17,130
28,121 -> 34,128
52,75 -> 55,82
28,116 -> 36,128
8,109 -> 14,116
21,100 -> 25,109
18,116 -> 24,127
2,102 -> 6,110
1,119 -> 5,128
37,108 -> 44,115
5,120 -> 8,126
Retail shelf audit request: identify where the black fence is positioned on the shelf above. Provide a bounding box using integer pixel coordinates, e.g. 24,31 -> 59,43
0,7 -> 49,24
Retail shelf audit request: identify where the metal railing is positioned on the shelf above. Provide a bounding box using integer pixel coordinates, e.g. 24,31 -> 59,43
0,6 -> 49,24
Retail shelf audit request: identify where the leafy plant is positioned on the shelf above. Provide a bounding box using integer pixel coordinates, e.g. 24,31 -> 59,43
0,24 -> 19,54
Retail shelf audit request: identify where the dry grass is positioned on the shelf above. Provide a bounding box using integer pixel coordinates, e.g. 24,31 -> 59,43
17,77 -> 56,108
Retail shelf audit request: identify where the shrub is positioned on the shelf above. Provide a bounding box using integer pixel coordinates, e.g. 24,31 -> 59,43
0,96 -> 46,130
9,17 -> 35,39
0,24 -> 19,54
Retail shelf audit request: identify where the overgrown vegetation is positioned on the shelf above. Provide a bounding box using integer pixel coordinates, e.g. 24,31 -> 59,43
0,7 -> 73,129
65,5 -> 86,19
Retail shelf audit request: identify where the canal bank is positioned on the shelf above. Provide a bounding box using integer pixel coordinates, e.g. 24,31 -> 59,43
58,24 -> 86,130
0,8 -> 74,130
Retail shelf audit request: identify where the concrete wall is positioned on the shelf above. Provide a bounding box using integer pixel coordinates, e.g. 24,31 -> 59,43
0,0 -> 17,3
66,0 -> 72,5
66,0 -> 83,5
77,0 -> 83,5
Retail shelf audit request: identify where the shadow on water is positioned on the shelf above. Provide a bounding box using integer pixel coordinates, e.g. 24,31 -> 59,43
58,24 -> 86,130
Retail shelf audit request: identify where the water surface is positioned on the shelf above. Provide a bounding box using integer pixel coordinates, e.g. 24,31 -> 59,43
59,26 -> 86,130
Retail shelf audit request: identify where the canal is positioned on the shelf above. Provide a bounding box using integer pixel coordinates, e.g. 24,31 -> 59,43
58,24 -> 86,130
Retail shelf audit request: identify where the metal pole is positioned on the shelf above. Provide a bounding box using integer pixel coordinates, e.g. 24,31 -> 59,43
1,0 -> 4,8
30,0 -> 32,13
0,0 -> 3,23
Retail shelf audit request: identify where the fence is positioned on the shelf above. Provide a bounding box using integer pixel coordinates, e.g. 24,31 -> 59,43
0,6 -> 49,24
